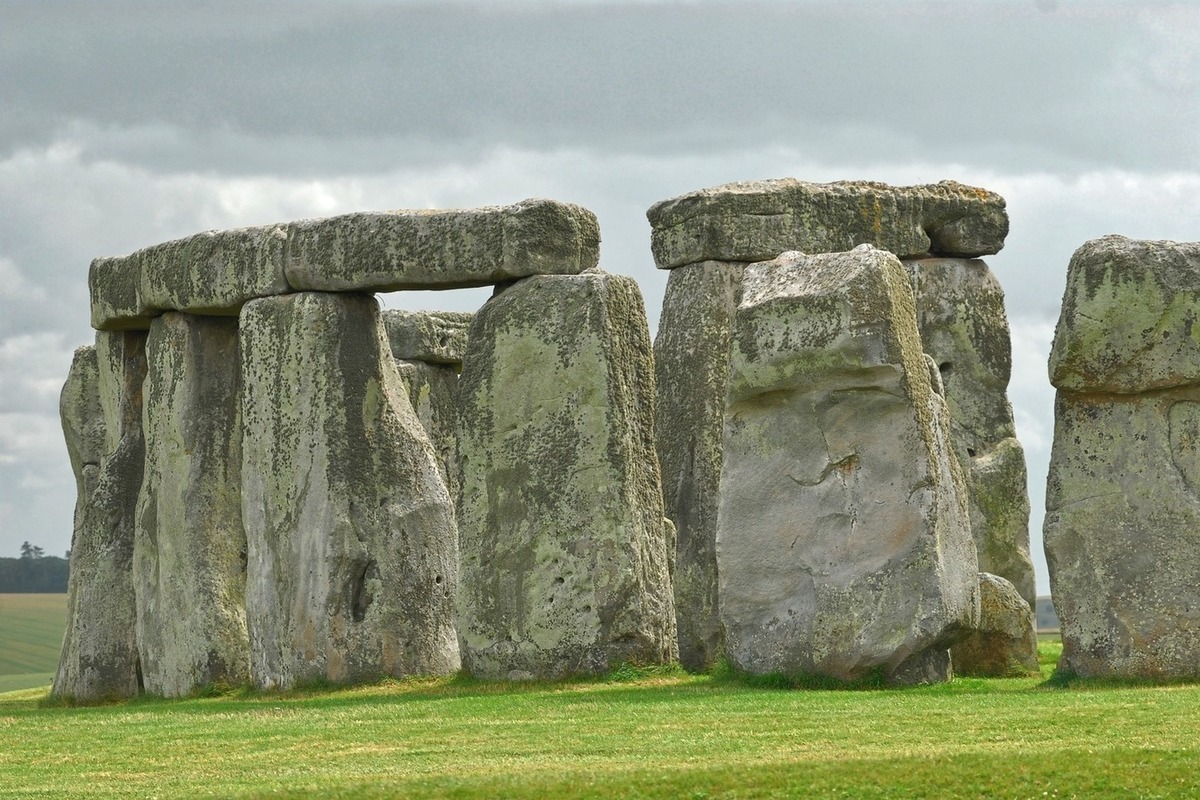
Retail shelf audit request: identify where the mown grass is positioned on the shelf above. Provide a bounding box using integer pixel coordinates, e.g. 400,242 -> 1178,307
0,594 -> 66,692
2,637 -> 1200,798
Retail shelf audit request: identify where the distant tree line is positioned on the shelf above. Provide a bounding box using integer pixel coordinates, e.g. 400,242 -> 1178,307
0,542 -> 69,592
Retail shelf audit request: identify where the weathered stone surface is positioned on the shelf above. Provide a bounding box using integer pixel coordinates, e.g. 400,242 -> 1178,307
89,226 -> 290,331
457,270 -> 677,679
717,246 -> 979,684
1050,236 -> 1200,394
905,257 -> 1035,608
53,331 -> 147,701
647,180 -> 1008,270
652,260 -> 745,672
285,199 -> 600,292
1044,389 -> 1200,679
240,292 -> 460,689
134,313 -> 249,697
395,359 -> 460,503
383,309 -> 473,366
951,573 -> 1039,677
89,256 -> 154,331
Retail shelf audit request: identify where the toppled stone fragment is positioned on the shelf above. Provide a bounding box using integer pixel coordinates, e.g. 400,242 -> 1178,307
53,331 -> 147,701
135,313 -> 250,697
717,246 -> 979,684
951,573 -> 1039,677
652,260 -> 745,672
648,179 -> 1008,270
457,270 -> 677,679
1050,236 -> 1200,394
905,257 -> 1035,608
240,292 -> 460,689
89,225 -> 290,331
285,199 -> 600,292
383,309 -> 473,366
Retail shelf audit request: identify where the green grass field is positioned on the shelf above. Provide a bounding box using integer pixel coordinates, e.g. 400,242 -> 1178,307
2,637 -> 1199,799
0,593 -> 66,692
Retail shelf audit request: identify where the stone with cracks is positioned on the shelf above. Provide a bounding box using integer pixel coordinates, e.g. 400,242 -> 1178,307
904,257 -> 1035,609
53,331 -> 147,701
647,180 -> 1008,270
457,270 -> 677,679
717,246 -> 979,684
134,313 -> 250,697
89,225 -> 290,331
1046,237 -> 1200,679
653,260 -> 745,672
240,292 -> 460,690
383,309 -> 473,366
950,572 -> 1039,677
285,199 -> 600,293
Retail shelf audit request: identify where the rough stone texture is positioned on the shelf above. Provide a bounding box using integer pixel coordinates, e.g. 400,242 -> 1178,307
240,292 -> 460,690
717,246 -> 979,684
134,313 -> 250,697
904,257 -> 1035,609
383,309 -> 473,366
457,270 -> 678,679
1045,390 -> 1200,678
652,260 -> 745,672
89,256 -> 154,331
1050,236 -> 1200,394
647,180 -> 1008,270
53,331 -> 147,701
285,199 -> 601,292
951,572 -> 1039,677
89,225 -> 290,331
395,359 -> 461,503
1045,236 -> 1200,680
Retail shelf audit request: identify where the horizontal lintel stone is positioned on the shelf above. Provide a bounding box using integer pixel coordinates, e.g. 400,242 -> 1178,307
647,179 -> 1008,269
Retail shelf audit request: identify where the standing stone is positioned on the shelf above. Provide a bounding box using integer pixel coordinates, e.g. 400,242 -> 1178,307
717,246 -> 979,684
134,313 -> 249,697
1046,236 -> 1200,679
904,257 -> 1035,608
395,359 -> 461,503
53,332 -> 147,701
950,573 -> 1039,677
240,292 -> 460,689
457,270 -> 677,679
653,260 -> 745,672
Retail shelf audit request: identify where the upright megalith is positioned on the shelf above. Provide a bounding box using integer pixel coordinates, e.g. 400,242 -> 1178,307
904,257 -> 1034,608
1045,235 -> 1200,679
135,313 -> 249,697
717,247 -> 979,684
653,260 -> 745,671
457,270 -> 678,679
240,292 -> 460,689
53,332 -> 147,701
650,178 -> 1016,672
384,310 -> 473,501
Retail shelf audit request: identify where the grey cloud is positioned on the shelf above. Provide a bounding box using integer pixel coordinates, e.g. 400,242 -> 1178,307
3,2 -> 1195,176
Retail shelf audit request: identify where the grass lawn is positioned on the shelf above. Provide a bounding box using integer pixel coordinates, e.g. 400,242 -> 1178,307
2,637 -> 1199,799
0,594 -> 66,692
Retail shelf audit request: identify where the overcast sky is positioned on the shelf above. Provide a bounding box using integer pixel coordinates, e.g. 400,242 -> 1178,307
2,1 -> 1197,594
